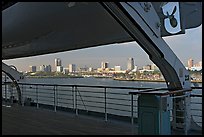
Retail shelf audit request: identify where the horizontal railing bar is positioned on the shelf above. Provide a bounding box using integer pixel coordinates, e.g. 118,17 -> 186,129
57,101 -> 73,105
76,95 -> 104,99
77,104 -> 105,109
37,96 -> 54,99
191,115 -> 202,117
191,87 -> 202,89
107,102 -> 131,107
107,107 -> 131,112
57,93 -> 72,96
107,92 -> 129,95
37,99 -> 54,103
190,94 -> 202,97
106,97 -> 130,101
78,99 -> 104,104
57,97 -> 73,100
190,102 -> 202,104
36,92 -> 54,94
16,82 -> 153,90
191,109 -> 202,111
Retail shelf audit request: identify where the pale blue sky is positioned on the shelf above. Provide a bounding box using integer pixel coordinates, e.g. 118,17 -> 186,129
3,25 -> 202,72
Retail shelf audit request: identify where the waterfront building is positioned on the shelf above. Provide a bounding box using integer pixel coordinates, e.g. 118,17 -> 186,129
190,66 -> 202,71
101,62 -> 109,69
54,58 -> 62,71
63,68 -> 69,74
69,64 -> 76,73
44,65 -> 52,72
56,66 -> 63,72
55,58 -> 62,67
187,58 -> 194,69
194,61 -> 202,67
143,64 -> 151,70
127,57 -> 134,70
198,61 -> 202,67
88,67 -> 93,72
39,65 -> 46,72
131,65 -> 138,72
114,65 -> 121,71
29,66 -> 37,72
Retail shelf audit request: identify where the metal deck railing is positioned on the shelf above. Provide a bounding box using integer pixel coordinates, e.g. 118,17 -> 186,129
2,82 -> 202,133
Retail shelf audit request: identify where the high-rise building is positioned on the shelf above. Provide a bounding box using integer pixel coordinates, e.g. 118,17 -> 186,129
44,65 -> 52,72
56,66 -> 63,72
127,57 -> 134,70
55,58 -> 62,67
187,58 -> 194,69
69,64 -> 76,73
29,66 -> 36,72
39,65 -> 45,72
101,62 -> 109,69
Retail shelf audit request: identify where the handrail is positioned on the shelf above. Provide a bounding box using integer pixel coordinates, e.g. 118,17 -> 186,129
15,82 -> 152,90
2,81 -> 202,131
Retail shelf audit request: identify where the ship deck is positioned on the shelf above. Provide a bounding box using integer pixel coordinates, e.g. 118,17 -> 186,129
2,102 -> 202,135
2,103 -> 137,135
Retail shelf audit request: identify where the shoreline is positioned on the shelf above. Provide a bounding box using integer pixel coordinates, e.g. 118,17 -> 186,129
113,78 -> 202,83
26,76 -> 84,78
26,76 -> 202,83
113,78 -> 166,83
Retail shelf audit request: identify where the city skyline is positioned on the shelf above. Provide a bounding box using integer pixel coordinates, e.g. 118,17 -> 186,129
3,25 -> 202,72
22,57 -> 202,73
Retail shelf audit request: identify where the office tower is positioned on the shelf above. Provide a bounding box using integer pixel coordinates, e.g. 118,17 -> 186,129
45,65 -> 52,72
55,58 -> 62,67
29,66 -> 36,72
187,58 -> 193,69
127,57 -> 134,70
69,64 -> 76,73
101,62 -> 109,69
56,66 -> 63,72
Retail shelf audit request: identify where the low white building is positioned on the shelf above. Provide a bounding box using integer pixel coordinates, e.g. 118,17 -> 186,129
190,66 -> 202,71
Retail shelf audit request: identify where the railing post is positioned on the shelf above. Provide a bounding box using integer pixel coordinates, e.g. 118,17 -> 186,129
36,85 -> 39,109
184,92 -> 191,135
10,85 -> 13,104
72,86 -> 74,110
5,83 -> 8,102
104,88 -> 107,122
131,94 -> 134,125
54,85 -> 57,112
56,85 -> 58,111
21,84 -> 24,106
4,76 -> 7,102
75,86 -> 78,115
